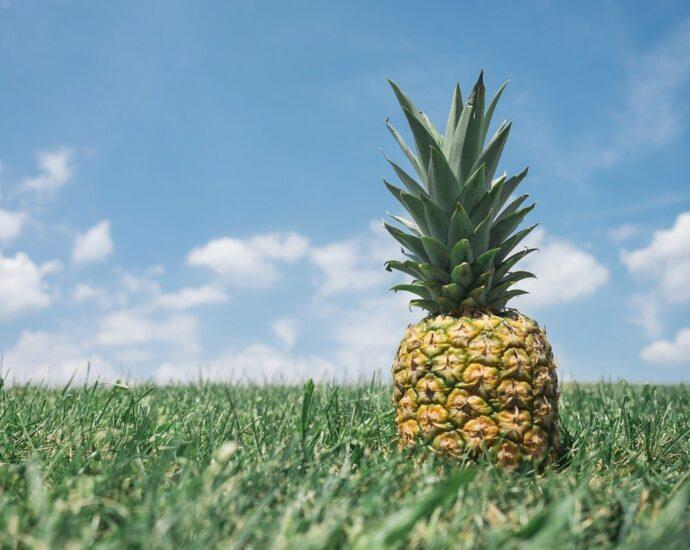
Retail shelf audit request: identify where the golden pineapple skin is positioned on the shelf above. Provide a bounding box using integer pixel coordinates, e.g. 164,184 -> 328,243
392,311 -> 560,467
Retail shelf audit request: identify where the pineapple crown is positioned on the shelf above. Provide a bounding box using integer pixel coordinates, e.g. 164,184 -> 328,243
383,71 -> 537,314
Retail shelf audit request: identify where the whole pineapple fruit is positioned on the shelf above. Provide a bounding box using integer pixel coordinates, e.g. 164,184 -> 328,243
383,72 -> 560,468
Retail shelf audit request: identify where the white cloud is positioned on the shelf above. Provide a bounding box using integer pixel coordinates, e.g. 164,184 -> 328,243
310,221 -> 396,295
325,292 -> 415,377
71,283 -> 109,305
272,318 -> 297,349
621,212 -> 690,303
0,251 -> 52,319
534,18 -> 690,184
628,293 -> 663,338
187,231 -> 308,287
72,220 -> 114,264
154,285 -> 228,310
120,267 -> 162,296
2,331 -> 117,385
97,309 -> 199,354
515,228 -> 609,308
154,344 -> 333,384
608,223 -> 640,243
620,19 -> 690,148
21,148 -> 74,193
0,208 -> 27,242
641,327 -> 690,365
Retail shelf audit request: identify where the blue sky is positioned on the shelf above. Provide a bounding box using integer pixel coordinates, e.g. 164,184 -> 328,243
1,1 -> 689,384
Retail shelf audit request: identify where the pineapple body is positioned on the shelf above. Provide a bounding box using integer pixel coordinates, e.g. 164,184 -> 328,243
393,311 -> 560,467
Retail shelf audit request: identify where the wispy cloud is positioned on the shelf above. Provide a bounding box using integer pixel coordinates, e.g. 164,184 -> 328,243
21,148 -> 74,194
621,211 -> 690,303
0,251 -> 54,320
187,232 -> 309,288
72,220 -> 114,264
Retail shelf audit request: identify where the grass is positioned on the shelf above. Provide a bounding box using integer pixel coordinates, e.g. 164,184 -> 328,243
0,380 -> 688,548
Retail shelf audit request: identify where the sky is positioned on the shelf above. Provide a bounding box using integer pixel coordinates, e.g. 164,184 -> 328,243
1,0 -> 690,385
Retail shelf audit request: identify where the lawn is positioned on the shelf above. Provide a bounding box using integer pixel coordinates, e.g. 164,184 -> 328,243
0,380 -> 688,548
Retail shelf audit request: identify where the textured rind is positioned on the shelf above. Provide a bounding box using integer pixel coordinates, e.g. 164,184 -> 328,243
392,310 -> 561,468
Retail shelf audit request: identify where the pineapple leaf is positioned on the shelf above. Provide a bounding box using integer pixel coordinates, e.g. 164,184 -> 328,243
495,193 -> 529,224
388,213 -> 422,236
441,283 -> 464,300
498,167 -> 528,209
470,173 -> 506,224
489,203 -> 536,248
450,239 -> 472,267
421,111 -> 443,144
399,192 -> 432,236
390,283 -> 432,300
489,289 -> 528,309
382,182 -> 430,235
474,247 -> 501,274
468,285 -> 487,305
418,264 -> 451,283
496,224 -> 537,263
447,203 -> 475,244
475,268 -> 494,289
386,119 -> 424,180
443,83 -> 463,150
384,223 -> 430,262
496,270 -> 536,286
486,279 -> 516,302
469,213 -> 491,256
401,107 -> 437,177
410,299 -> 440,313
450,262 -> 473,287
416,279 -> 443,296
427,147 -> 461,210
448,75 -> 484,181
459,163 -> 487,213
460,296 -> 478,308
383,152 -> 427,197
481,80 -> 508,144
434,295 -> 457,312
421,195 -> 450,242
421,236 -> 450,268
471,120 -> 511,188
385,260 -> 424,279
494,248 -> 537,281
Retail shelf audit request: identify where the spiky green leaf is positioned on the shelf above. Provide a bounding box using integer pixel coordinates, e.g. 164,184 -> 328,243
447,203 -> 475,245
471,121 -> 511,187
383,152 -> 427,197
470,173 -> 506,224
489,203 -> 536,248
385,260 -> 424,279
427,147 -> 461,209
458,163 -> 487,213
418,264 -> 451,284
494,248 -> 537,281
421,196 -> 450,242
410,299 -> 439,313
421,236 -> 450,268
390,283 -> 432,300
481,80 -> 508,143
443,83 -> 463,149
384,223 -> 429,262
496,224 -> 537,264
495,193 -> 529,224
386,119 -> 423,180
450,262 -> 473,287
450,239 -> 472,267
497,167 -> 528,209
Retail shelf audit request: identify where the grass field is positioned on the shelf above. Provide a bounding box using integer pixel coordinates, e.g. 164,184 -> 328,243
1,380 -> 688,548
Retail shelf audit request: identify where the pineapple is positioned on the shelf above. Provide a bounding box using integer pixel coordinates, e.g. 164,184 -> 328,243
383,72 -> 560,467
